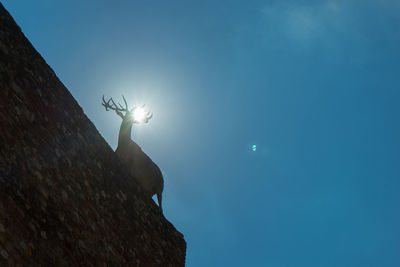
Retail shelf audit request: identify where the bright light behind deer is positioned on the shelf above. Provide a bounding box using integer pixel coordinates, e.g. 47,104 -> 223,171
132,106 -> 146,123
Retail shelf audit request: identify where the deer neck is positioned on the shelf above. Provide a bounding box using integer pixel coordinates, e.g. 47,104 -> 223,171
118,118 -> 134,148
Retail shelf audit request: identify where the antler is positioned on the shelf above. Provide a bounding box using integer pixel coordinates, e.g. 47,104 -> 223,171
143,109 -> 153,123
140,104 -> 153,123
102,95 -> 128,118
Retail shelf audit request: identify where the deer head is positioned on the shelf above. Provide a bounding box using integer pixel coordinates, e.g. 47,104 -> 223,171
102,95 -> 153,124
102,95 -> 153,148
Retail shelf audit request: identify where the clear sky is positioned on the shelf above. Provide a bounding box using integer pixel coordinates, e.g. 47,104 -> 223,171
3,0 -> 400,266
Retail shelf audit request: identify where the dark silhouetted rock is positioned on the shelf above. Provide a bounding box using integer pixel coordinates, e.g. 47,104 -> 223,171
0,3 -> 186,266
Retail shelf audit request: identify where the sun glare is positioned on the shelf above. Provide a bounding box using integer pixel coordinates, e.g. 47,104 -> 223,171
132,106 -> 146,123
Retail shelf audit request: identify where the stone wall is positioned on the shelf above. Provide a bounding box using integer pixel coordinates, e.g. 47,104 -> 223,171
0,4 -> 186,266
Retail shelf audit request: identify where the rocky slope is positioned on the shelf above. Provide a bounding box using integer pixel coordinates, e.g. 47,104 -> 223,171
0,3 -> 186,266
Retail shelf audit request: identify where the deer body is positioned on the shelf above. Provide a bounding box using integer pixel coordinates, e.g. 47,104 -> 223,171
102,96 -> 164,211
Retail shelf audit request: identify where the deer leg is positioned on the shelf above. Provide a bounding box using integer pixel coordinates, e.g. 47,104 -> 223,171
157,192 -> 163,212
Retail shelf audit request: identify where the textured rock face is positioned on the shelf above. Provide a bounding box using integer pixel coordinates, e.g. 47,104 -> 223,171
0,4 -> 186,266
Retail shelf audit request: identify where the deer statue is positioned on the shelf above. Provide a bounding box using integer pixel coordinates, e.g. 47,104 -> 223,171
102,95 -> 164,212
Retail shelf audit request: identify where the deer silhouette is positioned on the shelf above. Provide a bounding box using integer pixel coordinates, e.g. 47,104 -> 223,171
102,95 -> 164,212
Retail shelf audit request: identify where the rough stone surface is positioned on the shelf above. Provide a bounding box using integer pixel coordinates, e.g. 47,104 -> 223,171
0,4 -> 186,266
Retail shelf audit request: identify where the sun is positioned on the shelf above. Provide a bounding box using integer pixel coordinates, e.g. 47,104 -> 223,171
132,106 -> 146,123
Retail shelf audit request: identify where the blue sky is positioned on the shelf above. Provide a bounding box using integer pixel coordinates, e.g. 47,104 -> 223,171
3,0 -> 400,266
